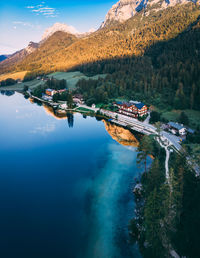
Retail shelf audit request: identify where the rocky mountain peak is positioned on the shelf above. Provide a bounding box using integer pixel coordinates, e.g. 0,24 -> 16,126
41,22 -> 79,41
25,42 -> 39,54
100,0 -> 196,28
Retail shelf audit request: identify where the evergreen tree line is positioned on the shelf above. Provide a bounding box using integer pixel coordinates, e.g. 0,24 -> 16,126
76,12 -> 200,111
31,78 -> 67,98
130,136 -> 200,257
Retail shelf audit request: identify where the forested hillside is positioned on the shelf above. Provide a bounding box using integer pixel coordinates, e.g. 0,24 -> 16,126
1,3 -> 200,111
77,4 -> 200,112
1,3 -> 198,73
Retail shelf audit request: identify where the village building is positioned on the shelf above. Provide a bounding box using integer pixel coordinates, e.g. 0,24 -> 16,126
167,122 -> 195,136
60,103 -> 67,109
168,122 -> 187,136
115,101 -> 148,118
57,89 -> 67,94
73,98 -> 81,105
73,94 -> 84,105
42,94 -> 52,101
45,88 -> 67,96
17,79 -> 22,84
46,89 -> 56,96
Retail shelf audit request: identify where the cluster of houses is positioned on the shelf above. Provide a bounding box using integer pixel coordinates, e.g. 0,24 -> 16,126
72,94 -> 84,105
162,122 -> 195,138
114,101 -> 148,118
46,88 -> 67,96
36,76 -> 48,82
42,88 -> 67,101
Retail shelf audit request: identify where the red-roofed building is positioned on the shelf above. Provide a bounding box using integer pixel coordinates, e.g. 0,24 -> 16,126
46,89 -> 56,96
115,101 -> 148,118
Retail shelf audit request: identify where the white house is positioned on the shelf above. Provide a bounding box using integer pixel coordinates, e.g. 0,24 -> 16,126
168,122 -> 186,136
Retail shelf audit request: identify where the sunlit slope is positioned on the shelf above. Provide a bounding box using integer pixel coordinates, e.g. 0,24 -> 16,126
1,3 -> 200,75
0,71 -> 28,81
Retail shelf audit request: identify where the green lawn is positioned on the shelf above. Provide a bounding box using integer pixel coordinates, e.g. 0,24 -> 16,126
115,97 -> 128,102
160,109 -> 200,129
47,71 -> 107,89
76,107 -> 95,113
0,79 -> 45,91
161,110 -> 180,121
0,70 -> 106,91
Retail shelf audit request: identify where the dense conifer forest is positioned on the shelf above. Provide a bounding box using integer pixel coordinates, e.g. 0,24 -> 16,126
76,4 -> 200,112
130,136 -> 200,258
1,4 -> 199,112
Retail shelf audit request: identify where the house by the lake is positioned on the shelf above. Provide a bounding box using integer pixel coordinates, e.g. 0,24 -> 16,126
46,89 -> 56,96
115,101 -> 148,118
73,94 -> 84,105
57,89 -> 67,94
168,122 -> 195,136
46,88 -> 67,97
168,122 -> 186,136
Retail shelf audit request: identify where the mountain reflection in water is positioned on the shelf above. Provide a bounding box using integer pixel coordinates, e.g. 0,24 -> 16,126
0,92 -> 143,258
103,120 -> 139,147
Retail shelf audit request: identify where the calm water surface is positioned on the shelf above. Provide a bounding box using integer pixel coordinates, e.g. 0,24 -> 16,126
0,91 -> 142,258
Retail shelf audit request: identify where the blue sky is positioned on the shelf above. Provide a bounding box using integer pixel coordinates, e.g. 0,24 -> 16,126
0,0 -> 116,54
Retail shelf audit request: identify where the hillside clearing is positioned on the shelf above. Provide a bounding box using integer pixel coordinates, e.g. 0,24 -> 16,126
0,71 -> 107,91
47,71 -> 107,89
161,109 -> 200,129
0,71 -> 28,82
0,79 -> 45,91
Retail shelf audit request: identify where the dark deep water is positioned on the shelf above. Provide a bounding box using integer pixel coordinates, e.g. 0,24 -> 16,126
0,91 -> 143,258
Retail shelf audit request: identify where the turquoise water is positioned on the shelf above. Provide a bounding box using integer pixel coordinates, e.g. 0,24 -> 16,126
0,91 -> 142,258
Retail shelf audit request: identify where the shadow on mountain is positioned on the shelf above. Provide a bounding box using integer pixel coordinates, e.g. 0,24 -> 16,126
72,14 -> 200,112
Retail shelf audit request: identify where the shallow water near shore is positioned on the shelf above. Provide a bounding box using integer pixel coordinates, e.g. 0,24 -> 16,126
0,91 -> 143,258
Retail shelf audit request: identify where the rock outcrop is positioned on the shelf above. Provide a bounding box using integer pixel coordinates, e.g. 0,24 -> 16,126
41,22 -> 79,41
100,0 -> 196,28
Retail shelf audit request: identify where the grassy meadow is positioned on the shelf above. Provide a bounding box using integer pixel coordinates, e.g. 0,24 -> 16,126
47,71 -> 106,89
161,109 -> 200,129
0,71 -> 28,82
0,79 -> 45,91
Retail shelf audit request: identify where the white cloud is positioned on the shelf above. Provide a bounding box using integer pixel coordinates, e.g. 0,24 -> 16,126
13,21 -> 34,28
12,21 -> 41,30
26,3 -> 58,18
30,123 -> 56,134
0,43 -> 18,55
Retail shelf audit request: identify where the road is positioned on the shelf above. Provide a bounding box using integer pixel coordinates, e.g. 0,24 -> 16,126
100,109 -> 182,152
157,137 -> 172,187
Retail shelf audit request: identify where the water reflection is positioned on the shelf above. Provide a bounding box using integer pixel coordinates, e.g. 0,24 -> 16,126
0,90 -> 15,96
0,92 -> 142,258
29,96 -> 139,144
67,113 -> 74,128
43,104 -> 67,120
103,120 -> 139,147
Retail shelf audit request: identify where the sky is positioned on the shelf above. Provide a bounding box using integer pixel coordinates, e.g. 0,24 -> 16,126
0,0 -> 116,55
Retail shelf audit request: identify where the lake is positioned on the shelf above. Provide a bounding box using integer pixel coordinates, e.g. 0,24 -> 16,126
0,91 -> 143,258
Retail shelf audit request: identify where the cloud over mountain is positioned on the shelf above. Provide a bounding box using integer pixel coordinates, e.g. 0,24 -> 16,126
26,3 -> 58,18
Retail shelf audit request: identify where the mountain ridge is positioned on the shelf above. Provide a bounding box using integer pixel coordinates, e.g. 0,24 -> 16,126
100,0 -> 197,28
41,22 -> 79,42
0,41 -> 39,70
0,2 -> 199,76
3,3 -> 198,73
